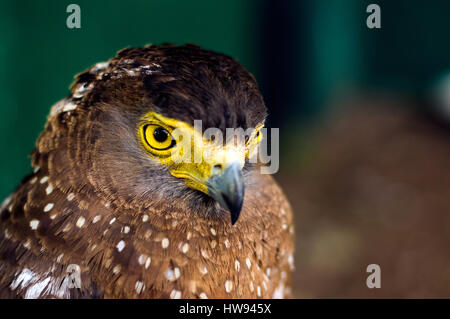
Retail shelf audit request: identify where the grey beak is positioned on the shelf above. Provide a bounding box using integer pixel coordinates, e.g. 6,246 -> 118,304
207,162 -> 245,225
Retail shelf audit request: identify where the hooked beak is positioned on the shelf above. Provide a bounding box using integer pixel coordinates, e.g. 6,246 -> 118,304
207,162 -> 245,225
169,137 -> 247,225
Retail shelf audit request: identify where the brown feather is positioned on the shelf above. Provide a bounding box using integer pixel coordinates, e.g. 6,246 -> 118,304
0,44 -> 293,299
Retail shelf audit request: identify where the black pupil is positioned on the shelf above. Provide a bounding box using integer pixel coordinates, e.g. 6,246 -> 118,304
153,127 -> 169,143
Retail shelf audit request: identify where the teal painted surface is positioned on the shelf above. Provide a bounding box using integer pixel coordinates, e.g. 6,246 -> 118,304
307,0 -> 364,114
0,0 -> 257,199
2,0 -> 450,199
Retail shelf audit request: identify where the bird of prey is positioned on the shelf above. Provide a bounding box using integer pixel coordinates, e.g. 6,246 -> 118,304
0,44 -> 294,299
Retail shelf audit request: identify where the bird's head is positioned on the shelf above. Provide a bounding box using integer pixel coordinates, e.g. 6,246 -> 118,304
135,110 -> 264,224
48,44 -> 267,225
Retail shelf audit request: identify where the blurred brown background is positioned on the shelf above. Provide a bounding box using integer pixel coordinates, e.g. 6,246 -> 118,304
279,95 -> 450,298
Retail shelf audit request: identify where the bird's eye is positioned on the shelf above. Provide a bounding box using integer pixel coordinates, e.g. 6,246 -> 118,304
153,127 -> 169,143
143,125 -> 176,151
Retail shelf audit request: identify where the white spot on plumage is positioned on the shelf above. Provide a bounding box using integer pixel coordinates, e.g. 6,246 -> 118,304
57,254 -> 64,263
174,267 -> 181,279
200,265 -> 208,275
62,224 -> 71,232
125,69 -> 136,76
123,226 -> 130,234
29,220 -> 39,230
33,166 -> 40,173
145,257 -> 151,269
43,203 -> 54,212
182,243 -> 189,254
210,240 -> 217,249
40,176 -> 49,184
246,258 -> 252,269
73,88 -> 84,99
224,239 -> 230,248
73,82 -> 94,99
288,254 -> 295,270
225,280 -> 233,293
273,282 -> 285,299
50,99 -> 68,116
62,102 -> 77,112
67,193 -> 75,201
113,265 -> 121,274
165,269 -> 175,281
50,214 -> 57,220
201,249 -> 209,259
45,184 -> 53,195
10,268 -> 36,290
142,215 -> 149,222
76,216 -> 85,228
104,201 -> 110,208
4,228 -> 11,239
116,240 -> 125,252
199,292 -> 208,299
138,255 -> 145,265
282,224 -> 288,230
210,228 -> 216,236
162,238 -> 169,249
93,61 -> 109,72
25,277 -> 51,299
170,290 -> 181,299
235,260 -> 241,271
249,281 -> 254,292
257,286 -> 261,297
1,195 -> 12,212
30,177 -> 38,184
92,215 -> 101,223
135,281 -> 145,294
109,217 -> 116,225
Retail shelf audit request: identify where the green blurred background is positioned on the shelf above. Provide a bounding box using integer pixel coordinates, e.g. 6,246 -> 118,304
2,0 -> 450,297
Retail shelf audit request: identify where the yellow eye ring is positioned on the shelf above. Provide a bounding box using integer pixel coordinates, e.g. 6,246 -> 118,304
245,123 -> 264,158
253,130 -> 262,143
140,124 -> 176,155
246,124 -> 264,146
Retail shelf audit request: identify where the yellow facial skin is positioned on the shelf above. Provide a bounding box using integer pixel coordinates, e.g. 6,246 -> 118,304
138,112 -> 264,195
